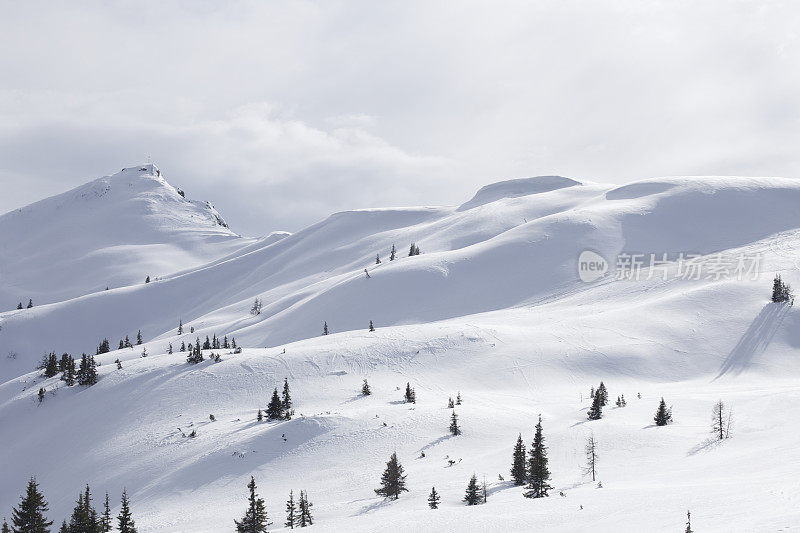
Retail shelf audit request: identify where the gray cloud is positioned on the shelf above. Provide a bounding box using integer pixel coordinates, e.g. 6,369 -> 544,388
2,1 -> 800,234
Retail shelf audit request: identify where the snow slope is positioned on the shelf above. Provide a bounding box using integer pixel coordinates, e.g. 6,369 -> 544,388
0,164 -> 257,307
1,171 -> 800,531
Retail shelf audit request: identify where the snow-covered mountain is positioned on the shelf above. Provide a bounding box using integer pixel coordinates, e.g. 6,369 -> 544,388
0,164 -> 257,307
1,169 -> 800,532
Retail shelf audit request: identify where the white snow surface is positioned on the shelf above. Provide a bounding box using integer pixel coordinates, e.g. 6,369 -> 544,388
1,169 -> 800,531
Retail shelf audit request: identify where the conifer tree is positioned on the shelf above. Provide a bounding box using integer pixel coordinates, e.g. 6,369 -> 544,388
524,415 -> 552,498
2,520 -> 8,533
298,491 -> 312,527
587,390 -> 603,420
323,322 -> 329,335
257,409 -> 263,422
223,336 -> 229,349
510,434 -> 527,485
119,340 -> 124,350
448,397 -> 454,408
361,379 -> 371,396
369,320 -> 374,332
375,254 -> 381,264
195,338 -> 201,355
234,477 -> 270,532
124,336 -> 132,348
100,493 -> 111,533
267,388 -> 283,420
374,452 -> 408,500
615,395 -> 627,407
61,356 -> 76,387
77,354 -> 98,386
685,510 -> 692,533
597,382 -> 608,406
17,302 -> 23,310
44,353 -> 59,378
654,398 -> 672,426
390,244 -> 396,261
167,343 -> 173,355
58,521 -> 67,533
772,274 -> 792,302
116,489 -> 136,533
145,276 -> 150,284
404,382 -> 416,403
136,331 -> 142,345
37,388 -> 45,404
285,490 -> 297,529
180,341 -> 186,352
282,378 -> 292,412
427,487 -> 440,509
115,359 -> 122,370
463,474 -> 480,505
11,477 -> 53,533
178,320 -> 183,335
27,299 -> 33,309
456,392 -> 462,405
449,411 -> 461,436
203,336 -> 211,350
232,337 -> 237,349
250,298 -> 262,316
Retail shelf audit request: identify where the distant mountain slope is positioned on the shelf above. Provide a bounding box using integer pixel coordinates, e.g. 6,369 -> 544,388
0,164 -> 257,307
3,173 -> 800,382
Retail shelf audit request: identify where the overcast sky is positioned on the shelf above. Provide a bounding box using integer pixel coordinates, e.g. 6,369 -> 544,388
2,1 -> 800,235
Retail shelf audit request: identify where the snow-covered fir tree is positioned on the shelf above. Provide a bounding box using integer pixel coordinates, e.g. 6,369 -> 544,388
235,477 -> 270,533
524,415 -> 552,498
374,452 -> 408,500
510,433 -> 527,485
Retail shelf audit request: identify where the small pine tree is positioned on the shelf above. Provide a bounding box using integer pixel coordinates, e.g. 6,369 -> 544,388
167,343 -> 173,355
427,487 -> 440,509
250,298 -> 262,316
654,397 -> 672,426
285,490 -> 297,529
449,411 -> 461,436
27,299 -> 33,308
117,489 -> 137,533
37,388 -> 45,404
11,477 -> 53,533
257,409 -> 263,422
374,452 -> 408,500
298,491 -> 313,527
101,492 -> 111,532
180,341 -> 186,352
267,388 -> 283,420
447,397 -> 454,408
456,392 -> 462,405
61,355 -> 76,386
2,519 -> 8,533
231,337 -> 237,349
510,433 -> 527,485
17,302 -> 23,309
361,379 -> 371,396
203,336 -> 211,350
178,320 -> 183,335
141,347 -> 147,358
685,510 -> 692,533
119,340 -> 124,350
404,382 -> 416,403
59,520 -> 67,533
524,415 -> 552,498
369,320 -> 375,332
223,336 -> 229,349
145,275 -> 150,283
463,474 -> 481,505
323,322 -> 329,335
235,477 -> 270,532
282,378 -> 292,412
597,382 -> 608,406
375,254 -> 381,264
44,353 -> 59,378
587,390 -> 603,420
115,359 -> 122,370
390,244 -> 396,261
136,330 -> 143,345
772,274 -> 792,302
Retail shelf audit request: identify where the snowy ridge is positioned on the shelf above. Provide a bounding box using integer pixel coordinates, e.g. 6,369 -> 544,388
1,171 -> 800,531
